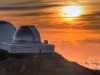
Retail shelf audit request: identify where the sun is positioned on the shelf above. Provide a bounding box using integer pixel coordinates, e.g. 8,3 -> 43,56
62,6 -> 82,17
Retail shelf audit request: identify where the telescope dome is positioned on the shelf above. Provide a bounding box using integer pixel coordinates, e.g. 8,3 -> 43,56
0,20 -> 16,42
13,26 -> 41,43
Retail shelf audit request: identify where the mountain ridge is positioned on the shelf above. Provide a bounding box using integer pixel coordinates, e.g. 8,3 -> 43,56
0,53 -> 100,75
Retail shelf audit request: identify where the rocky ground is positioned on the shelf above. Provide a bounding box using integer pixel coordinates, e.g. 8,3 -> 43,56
0,53 -> 100,75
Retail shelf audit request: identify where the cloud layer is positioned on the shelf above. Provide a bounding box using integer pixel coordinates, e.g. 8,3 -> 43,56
0,3 -> 64,11
8,12 -> 53,17
77,39 -> 100,44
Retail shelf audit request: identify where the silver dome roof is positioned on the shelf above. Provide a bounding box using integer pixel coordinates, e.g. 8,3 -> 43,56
0,20 -> 16,42
13,26 -> 41,43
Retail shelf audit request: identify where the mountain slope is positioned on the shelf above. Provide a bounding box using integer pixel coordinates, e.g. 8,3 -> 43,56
0,53 -> 99,75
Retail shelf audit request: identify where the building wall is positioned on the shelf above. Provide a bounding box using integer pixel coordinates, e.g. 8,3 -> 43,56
0,43 -> 12,53
11,44 -> 54,53
0,43 -> 55,53
11,45 -> 31,53
31,46 -> 40,53
40,45 -> 54,53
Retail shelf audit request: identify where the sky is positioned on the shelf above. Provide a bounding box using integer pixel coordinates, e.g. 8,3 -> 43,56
0,0 -> 100,69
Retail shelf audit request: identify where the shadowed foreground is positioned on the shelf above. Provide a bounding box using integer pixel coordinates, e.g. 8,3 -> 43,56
0,53 -> 99,75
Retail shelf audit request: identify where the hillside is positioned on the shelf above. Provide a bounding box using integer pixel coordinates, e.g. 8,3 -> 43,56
0,53 -> 100,75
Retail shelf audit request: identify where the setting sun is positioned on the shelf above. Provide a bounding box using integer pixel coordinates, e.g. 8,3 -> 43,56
62,6 -> 82,17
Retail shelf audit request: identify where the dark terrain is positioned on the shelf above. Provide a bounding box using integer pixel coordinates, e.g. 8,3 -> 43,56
0,53 -> 100,75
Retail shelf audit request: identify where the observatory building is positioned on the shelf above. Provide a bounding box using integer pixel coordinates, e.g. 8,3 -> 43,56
0,21 -> 55,53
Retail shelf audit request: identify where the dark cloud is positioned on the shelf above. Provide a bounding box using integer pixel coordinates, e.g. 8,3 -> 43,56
73,12 -> 100,30
37,24 -> 58,29
9,2 -> 35,5
78,11 -> 100,21
37,21 -> 100,30
63,22 -> 100,30
81,25 -> 100,30
82,12 -> 100,17
77,39 -> 100,44
37,23 -> 70,29
0,3 -> 64,11
8,0 -> 64,6
81,3 -> 100,6
74,24 -> 100,30
62,41 -> 71,45
7,0 -> 49,6
8,12 -> 53,17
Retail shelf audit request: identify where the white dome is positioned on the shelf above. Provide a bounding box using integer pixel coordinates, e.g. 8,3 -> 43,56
0,21 -> 16,42
13,26 -> 41,43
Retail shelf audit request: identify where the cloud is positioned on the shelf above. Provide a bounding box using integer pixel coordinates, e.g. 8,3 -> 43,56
81,25 -> 100,30
37,23 -> 71,29
82,12 -> 100,17
8,0 -> 64,6
73,12 -> 100,30
8,0 -> 43,5
0,3 -> 64,11
74,24 -> 100,30
80,2 -> 100,6
77,38 -> 100,44
78,11 -> 100,21
36,21 -> 100,30
8,12 -> 53,17
37,24 -> 56,28
62,41 -> 71,44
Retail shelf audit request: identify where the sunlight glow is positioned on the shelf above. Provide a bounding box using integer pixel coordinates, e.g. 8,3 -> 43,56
62,6 -> 82,17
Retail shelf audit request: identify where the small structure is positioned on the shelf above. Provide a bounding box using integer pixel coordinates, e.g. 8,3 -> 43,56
0,25 -> 55,53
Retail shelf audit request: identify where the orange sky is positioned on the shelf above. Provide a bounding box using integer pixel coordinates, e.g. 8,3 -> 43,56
0,0 -> 100,69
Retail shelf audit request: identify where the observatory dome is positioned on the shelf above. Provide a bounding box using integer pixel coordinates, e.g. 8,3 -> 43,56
13,26 -> 41,43
0,20 -> 16,42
